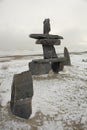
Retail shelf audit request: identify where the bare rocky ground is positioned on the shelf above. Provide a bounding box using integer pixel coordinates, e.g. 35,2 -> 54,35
0,52 -> 87,130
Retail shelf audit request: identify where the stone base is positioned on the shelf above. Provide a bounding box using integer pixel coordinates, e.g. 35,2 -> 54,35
51,62 -> 64,73
29,58 -> 65,75
29,61 -> 51,75
10,71 -> 33,119
42,45 -> 58,59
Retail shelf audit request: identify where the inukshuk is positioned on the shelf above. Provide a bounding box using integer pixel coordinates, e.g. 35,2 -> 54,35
29,18 -> 66,75
10,19 -> 71,119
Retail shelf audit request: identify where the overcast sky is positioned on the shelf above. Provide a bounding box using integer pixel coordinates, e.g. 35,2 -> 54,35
0,0 -> 87,52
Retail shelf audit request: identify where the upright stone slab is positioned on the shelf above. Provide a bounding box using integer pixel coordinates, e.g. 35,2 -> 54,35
42,45 -> 58,59
10,71 -> 33,119
64,47 -> 71,65
43,18 -> 50,34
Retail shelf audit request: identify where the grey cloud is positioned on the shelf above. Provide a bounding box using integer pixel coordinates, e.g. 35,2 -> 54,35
0,0 -> 87,51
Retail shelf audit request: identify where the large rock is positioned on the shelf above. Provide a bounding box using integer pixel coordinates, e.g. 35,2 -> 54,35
51,62 -> 64,73
42,45 -> 58,59
29,61 -> 51,75
43,18 -> 51,34
29,34 -> 63,40
64,47 -> 71,65
29,58 -> 65,75
36,39 -> 61,45
10,71 -> 33,119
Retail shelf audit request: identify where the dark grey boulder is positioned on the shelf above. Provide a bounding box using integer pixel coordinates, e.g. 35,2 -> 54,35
64,47 -> 71,65
29,34 -> 63,40
12,98 -> 32,119
10,71 -> 33,119
51,62 -> 64,73
36,39 -> 60,45
42,45 -> 58,59
29,61 -> 51,75
29,58 -> 65,75
43,18 -> 51,34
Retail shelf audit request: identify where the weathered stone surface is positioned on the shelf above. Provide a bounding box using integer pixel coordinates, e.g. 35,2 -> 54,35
11,98 -> 32,119
29,34 -> 63,40
51,62 -> 64,73
10,71 -> 33,119
43,18 -> 50,34
64,47 -> 71,65
42,45 -> 57,59
29,58 -> 65,75
36,39 -> 61,45
29,61 -> 51,75
32,57 -> 66,63
11,71 -> 33,100
58,62 -> 64,71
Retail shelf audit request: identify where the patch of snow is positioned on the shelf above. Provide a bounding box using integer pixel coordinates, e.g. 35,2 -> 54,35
0,52 -> 87,130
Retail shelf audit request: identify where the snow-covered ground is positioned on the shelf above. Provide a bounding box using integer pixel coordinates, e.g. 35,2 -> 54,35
0,52 -> 87,130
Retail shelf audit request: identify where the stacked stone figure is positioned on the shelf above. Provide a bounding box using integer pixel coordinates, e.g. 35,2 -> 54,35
29,19 -> 70,75
10,19 -> 71,119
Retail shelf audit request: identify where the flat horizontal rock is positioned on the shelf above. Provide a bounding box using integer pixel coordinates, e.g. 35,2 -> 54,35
32,57 -> 66,63
29,34 -> 63,40
36,39 -> 61,45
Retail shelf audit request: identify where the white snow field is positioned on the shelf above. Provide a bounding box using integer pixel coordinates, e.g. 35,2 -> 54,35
0,52 -> 87,130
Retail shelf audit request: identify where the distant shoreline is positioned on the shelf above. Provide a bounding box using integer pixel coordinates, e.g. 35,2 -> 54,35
0,51 -> 87,58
